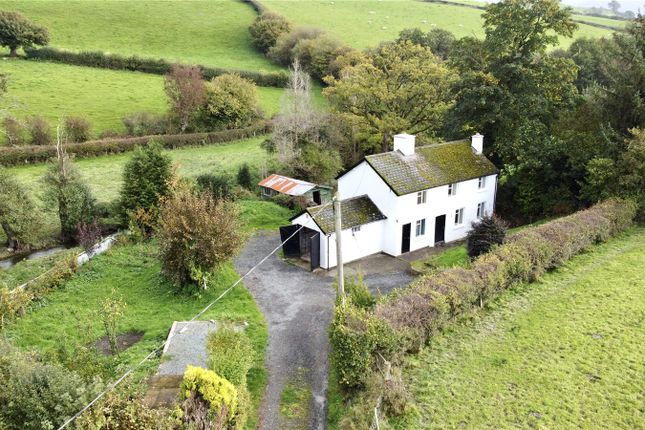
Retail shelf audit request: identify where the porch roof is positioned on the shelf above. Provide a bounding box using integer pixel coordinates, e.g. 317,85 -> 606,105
305,195 -> 386,235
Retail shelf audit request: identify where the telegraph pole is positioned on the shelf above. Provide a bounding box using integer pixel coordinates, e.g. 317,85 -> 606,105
334,191 -> 344,299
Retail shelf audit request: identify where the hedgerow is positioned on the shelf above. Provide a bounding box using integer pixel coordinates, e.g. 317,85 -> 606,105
0,122 -> 271,166
330,199 -> 637,402
24,47 -> 289,87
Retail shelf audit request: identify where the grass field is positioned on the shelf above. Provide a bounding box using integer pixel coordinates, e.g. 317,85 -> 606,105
0,0 -> 279,72
0,59 -> 286,139
263,0 -> 618,50
396,227 -> 645,429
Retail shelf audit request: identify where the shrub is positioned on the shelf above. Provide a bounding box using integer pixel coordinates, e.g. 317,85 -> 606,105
341,273 -> 376,310
466,215 -> 508,259
271,193 -> 308,212
269,27 -> 326,66
63,115 -> 92,143
24,47 -> 289,87
98,291 -> 126,356
26,115 -> 52,145
206,326 -> 255,386
0,286 -> 33,329
122,111 -> 169,136
0,168 -> 43,250
26,253 -> 78,297
202,74 -> 260,130
236,163 -> 254,190
43,148 -> 96,243
119,142 -> 173,223
76,218 -> 102,249
180,366 -> 238,430
2,116 -> 25,145
0,340 -> 102,430
158,188 -> 242,289
0,122 -> 272,166
292,34 -> 348,80
196,173 -> 234,201
249,12 -> 293,53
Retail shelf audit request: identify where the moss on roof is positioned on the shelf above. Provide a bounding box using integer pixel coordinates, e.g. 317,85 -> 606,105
306,195 -> 386,234
366,140 -> 498,195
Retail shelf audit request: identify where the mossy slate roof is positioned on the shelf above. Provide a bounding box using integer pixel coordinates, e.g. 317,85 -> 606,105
365,140 -> 498,195
306,195 -> 386,234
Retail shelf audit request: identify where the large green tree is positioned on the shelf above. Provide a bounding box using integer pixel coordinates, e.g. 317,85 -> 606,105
0,11 -> 49,57
324,40 -> 456,154
0,169 -> 42,251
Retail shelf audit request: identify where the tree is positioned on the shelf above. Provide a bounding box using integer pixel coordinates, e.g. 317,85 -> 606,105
164,64 -> 206,133
119,142 -> 173,223
292,34 -> 349,80
324,40 -> 456,153
196,173 -> 233,201
608,0 -> 621,14
202,73 -> 259,129
249,12 -> 292,53
43,136 -> 95,243
236,163 -> 253,190
158,187 -> 242,289
397,27 -> 455,59
0,168 -> 42,250
0,11 -> 49,57
268,60 -> 343,182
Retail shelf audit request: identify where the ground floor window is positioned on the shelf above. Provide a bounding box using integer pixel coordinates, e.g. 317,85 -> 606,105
454,208 -> 464,225
477,201 -> 486,218
262,187 -> 272,197
416,218 -> 426,236
351,225 -> 361,234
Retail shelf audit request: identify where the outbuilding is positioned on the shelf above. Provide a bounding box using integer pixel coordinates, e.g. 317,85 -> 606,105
258,174 -> 332,205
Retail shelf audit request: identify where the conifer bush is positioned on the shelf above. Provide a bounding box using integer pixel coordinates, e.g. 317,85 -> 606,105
466,215 -> 508,259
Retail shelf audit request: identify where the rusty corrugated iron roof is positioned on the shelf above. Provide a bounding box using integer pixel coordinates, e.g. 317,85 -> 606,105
258,174 -> 316,196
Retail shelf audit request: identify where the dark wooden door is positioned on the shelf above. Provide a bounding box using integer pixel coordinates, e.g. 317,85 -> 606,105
310,233 -> 320,270
280,225 -> 301,257
434,215 -> 446,244
401,223 -> 411,254
312,190 -> 321,205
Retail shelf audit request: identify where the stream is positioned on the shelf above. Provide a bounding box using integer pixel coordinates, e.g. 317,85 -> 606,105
0,246 -> 71,270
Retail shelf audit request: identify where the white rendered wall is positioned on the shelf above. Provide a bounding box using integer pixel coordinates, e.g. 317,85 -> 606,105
326,220 -> 386,269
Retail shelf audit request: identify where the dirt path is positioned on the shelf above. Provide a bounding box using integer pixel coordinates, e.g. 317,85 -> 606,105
235,231 -> 414,430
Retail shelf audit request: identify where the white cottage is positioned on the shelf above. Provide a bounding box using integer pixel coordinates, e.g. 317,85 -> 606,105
289,133 -> 498,269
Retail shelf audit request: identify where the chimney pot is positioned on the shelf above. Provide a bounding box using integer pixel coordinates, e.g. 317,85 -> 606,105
393,133 -> 416,156
471,133 -> 483,154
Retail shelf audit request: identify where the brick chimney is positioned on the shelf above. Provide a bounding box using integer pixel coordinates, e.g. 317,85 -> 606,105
471,133 -> 483,154
393,133 -> 416,156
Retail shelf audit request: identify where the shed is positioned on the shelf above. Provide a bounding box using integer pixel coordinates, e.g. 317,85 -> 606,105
258,174 -> 332,205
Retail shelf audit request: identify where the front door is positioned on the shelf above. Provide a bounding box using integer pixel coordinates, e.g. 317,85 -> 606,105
310,233 -> 320,270
434,215 -> 446,244
312,190 -> 321,205
401,223 -> 411,253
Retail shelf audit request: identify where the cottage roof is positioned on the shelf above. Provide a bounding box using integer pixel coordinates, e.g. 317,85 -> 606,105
258,174 -> 316,196
364,140 -> 498,196
306,195 -> 386,234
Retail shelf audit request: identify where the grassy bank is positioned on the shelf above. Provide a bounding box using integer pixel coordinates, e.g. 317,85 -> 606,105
263,0 -> 617,50
1,59 -> 286,139
397,226 -> 645,429
0,0 -> 279,72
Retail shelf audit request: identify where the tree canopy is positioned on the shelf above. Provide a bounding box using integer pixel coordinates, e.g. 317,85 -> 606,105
0,11 -> 49,56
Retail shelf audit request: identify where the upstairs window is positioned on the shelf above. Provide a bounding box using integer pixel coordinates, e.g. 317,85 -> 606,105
417,190 -> 427,204
454,208 -> 464,225
477,202 -> 486,218
478,176 -> 486,189
416,219 -> 426,236
448,183 -> 457,196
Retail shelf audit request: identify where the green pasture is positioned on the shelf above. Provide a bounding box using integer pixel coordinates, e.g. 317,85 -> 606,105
263,0 -> 618,50
397,227 -> 645,429
0,0 -> 280,72
0,59 -> 286,139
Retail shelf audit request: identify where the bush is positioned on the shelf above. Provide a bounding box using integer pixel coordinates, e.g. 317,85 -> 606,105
202,74 -> 260,130
0,286 -> 33,329
466,215 -> 508,259
26,115 -> 52,145
0,168 -> 43,250
76,218 -> 102,249
271,193 -> 308,212
63,115 -> 92,143
196,173 -> 234,201
0,340 -> 102,430
249,12 -> 293,53
2,116 -> 25,145
292,34 -> 348,80
269,27 -> 326,66
119,142 -> 173,223
180,366 -> 238,430
158,187 -> 242,289
24,47 -> 289,87
0,122 -> 272,166
122,111 -> 169,136
236,163 -> 254,190
26,253 -> 78,297
341,272 -> 376,310
206,326 -> 255,386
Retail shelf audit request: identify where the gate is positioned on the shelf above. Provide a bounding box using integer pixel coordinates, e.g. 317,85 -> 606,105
279,225 -> 301,257
310,233 -> 320,270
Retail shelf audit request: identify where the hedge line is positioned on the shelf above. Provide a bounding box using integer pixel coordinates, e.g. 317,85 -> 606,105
24,47 -> 289,88
331,198 -> 637,391
0,122 -> 272,166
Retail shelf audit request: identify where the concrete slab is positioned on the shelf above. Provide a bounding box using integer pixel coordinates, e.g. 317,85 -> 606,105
157,321 -> 220,376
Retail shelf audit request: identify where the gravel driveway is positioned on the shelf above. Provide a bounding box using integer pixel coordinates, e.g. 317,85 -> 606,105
235,231 -> 414,430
